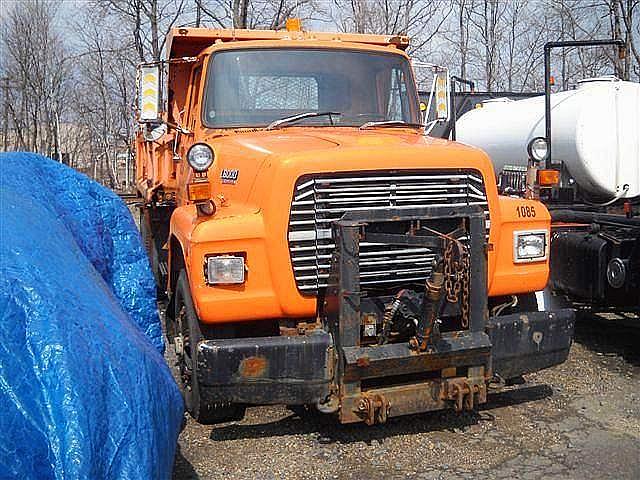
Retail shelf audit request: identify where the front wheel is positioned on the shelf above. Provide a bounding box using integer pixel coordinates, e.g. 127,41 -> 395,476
173,270 -> 246,424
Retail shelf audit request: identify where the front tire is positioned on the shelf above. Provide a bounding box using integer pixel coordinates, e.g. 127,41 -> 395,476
173,270 -> 246,424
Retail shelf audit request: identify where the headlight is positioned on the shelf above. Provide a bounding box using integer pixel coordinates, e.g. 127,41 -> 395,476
527,137 -> 549,162
187,143 -> 214,172
206,255 -> 245,284
606,258 -> 626,289
513,230 -> 548,263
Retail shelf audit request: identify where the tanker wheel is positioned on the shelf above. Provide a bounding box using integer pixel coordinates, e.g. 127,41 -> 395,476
174,270 -> 246,424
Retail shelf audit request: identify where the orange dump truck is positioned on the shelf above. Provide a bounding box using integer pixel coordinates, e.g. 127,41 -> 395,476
135,24 -> 574,425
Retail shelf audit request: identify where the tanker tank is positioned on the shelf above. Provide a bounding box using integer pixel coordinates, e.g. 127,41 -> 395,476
455,77 -> 640,200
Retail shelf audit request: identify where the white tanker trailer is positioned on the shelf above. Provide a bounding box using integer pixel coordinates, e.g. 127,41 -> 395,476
453,77 -> 640,314
456,77 -> 640,201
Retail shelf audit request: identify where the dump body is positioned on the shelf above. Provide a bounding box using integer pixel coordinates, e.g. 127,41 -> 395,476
135,26 -> 574,425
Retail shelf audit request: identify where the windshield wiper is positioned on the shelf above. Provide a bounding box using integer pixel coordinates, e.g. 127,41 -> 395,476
266,111 -> 341,131
359,120 -> 424,130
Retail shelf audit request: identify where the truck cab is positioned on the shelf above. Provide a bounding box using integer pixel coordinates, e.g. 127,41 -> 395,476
135,24 -> 574,425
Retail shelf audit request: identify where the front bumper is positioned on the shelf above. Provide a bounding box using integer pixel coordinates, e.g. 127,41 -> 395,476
197,330 -> 332,405
195,309 -> 575,413
486,309 -> 575,379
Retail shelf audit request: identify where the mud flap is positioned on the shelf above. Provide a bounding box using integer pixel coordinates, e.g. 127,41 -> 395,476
486,309 -> 575,380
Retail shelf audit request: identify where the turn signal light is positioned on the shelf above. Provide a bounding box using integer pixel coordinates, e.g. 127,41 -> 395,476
538,169 -> 560,187
188,181 -> 211,202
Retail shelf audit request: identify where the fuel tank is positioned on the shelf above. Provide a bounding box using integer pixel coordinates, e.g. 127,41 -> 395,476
456,77 -> 640,200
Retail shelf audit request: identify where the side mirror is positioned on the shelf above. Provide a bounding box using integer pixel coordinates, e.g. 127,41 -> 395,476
136,64 -> 163,123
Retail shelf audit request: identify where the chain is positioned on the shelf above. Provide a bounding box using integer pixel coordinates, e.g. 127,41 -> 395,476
443,240 -> 456,303
443,238 -> 471,328
460,247 -> 470,328
421,224 -> 471,329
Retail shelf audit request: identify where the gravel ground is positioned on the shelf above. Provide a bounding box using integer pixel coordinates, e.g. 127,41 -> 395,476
170,316 -> 640,480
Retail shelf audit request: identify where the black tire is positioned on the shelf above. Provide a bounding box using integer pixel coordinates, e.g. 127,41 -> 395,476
140,207 -> 166,299
173,270 -> 246,424
139,208 -> 153,254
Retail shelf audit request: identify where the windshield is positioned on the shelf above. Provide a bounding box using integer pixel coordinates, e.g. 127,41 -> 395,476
202,48 -> 420,128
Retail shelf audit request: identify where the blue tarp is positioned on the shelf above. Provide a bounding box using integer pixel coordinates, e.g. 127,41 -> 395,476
0,153 -> 183,480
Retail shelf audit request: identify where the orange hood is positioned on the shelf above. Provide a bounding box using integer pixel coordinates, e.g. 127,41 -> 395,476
203,127 -> 499,207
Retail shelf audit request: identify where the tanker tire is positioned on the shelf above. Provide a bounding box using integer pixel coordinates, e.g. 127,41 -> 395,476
174,270 -> 246,424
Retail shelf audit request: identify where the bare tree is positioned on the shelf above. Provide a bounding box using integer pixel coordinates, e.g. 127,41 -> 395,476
69,10 -> 140,188
545,0 -> 639,87
1,0 -> 69,154
333,0 -> 453,55
606,0 -> 640,80
194,0 -> 320,30
455,0 -> 473,80
465,0 -> 508,90
96,0 -> 188,61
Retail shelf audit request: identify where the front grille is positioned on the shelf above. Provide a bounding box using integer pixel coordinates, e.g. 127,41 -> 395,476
287,170 -> 490,294
498,165 -> 527,195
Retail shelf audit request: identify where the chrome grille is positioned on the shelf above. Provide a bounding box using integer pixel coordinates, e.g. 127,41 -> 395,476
288,170 -> 490,294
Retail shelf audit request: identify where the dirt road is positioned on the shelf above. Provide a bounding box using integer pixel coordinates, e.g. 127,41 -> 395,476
170,317 -> 639,480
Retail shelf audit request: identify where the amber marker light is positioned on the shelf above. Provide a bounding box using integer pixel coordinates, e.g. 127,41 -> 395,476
538,169 -> 560,187
188,180 -> 211,202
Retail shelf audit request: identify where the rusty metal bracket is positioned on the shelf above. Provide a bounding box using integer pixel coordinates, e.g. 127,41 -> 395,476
357,393 -> 390,425
410,259 -> 445,352
440,377 -> 487,412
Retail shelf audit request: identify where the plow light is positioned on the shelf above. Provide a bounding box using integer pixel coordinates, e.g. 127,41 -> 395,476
187,143 -> 214,172
527,137 -> 549,162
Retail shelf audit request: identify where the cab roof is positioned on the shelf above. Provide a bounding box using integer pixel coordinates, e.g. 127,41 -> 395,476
166,27 -> 410,59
